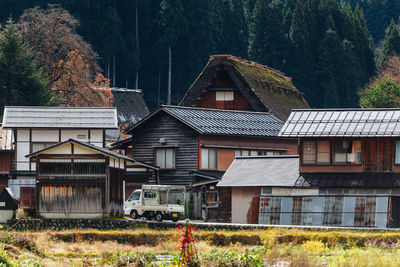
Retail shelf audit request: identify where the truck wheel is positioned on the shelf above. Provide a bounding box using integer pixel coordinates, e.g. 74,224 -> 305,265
155,212 -> 163,222
130,210 -> 139,219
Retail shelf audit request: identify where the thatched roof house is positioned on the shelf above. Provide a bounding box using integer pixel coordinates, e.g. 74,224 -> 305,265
111,88 -> 149,125
179,55 -> 309,121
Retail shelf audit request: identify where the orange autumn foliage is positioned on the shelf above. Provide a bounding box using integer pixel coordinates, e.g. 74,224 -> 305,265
52,50 -> 113,107
18,5 -> 112,107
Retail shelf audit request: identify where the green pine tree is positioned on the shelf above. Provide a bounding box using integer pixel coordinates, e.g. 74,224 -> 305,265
381,18 -> 400,64
0,18 -> 49,112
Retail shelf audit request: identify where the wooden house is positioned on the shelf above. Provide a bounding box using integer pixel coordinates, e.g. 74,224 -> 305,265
179,55 -> 310,121
0,188 -> 19,223
26,139 -> 156,219
2,106 -> 158,215
113,105 -> 298,220
276,108 -> 400,228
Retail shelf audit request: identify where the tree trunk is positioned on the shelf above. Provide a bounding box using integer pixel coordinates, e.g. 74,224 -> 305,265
167,45 -> 172,105
135,0 -> 139,90
158,66 -> 161,107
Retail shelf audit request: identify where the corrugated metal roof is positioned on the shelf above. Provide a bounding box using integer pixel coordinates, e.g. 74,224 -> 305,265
279,109 -> 400,137
2,106 -> 118,129
162,106 -> 283,137
296,173 -> 400,188
217,155 -> 299,187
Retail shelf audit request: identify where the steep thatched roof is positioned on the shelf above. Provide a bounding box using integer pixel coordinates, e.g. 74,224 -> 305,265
179,55 -> 310,121
111,88 -> 149,125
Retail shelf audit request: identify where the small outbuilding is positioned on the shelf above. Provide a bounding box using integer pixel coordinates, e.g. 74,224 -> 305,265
26,139 -> 156,219
0,188 -> 19,223
217,155 -> 300,224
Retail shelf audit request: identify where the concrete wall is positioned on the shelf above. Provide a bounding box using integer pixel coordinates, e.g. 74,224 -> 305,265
231,187 -> 260,223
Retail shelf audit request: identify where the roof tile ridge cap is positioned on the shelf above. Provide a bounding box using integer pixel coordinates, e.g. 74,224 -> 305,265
162,104 -> 279,115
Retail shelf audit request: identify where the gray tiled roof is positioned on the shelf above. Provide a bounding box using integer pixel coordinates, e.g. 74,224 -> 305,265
279,109 -> 400,137
162,106 -> 283,137
217,155 -> 299,187
2,106 -> 118,129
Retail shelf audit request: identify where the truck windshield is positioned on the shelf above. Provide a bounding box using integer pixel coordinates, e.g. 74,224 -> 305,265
129,191 -> 141,201
168,190 -> 185,205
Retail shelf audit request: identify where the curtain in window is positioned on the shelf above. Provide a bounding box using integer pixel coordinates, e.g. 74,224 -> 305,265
317,141 -> 330,163
303,141 -> 316,163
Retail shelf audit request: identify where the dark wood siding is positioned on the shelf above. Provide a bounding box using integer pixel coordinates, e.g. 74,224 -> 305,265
0,151 -> 11,172
299,137 -> 398,173
131,112 -> 199,186
194,90 -> 253,111
193,69 -> 253,111
38,184 -> 102,213
109,167 -> 124,215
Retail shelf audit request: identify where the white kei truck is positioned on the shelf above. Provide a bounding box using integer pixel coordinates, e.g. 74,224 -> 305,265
124,185 -> 185,222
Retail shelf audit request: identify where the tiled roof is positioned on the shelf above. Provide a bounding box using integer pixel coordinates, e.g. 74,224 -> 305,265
296,173 -> 400,188
162,106 -> 283,137
2,106 -> 118,129
217,155 -> 299,187
279,109 -> 400,137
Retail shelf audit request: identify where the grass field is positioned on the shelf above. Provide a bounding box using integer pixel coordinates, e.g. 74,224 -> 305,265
1,226 -> 400,266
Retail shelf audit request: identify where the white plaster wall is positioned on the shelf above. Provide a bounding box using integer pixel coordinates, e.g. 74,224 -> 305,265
90,130 -> 103,142
231,187 -> 260,224
61,129 -> 89,142
17,129 -> 29,141
32,130 -> 59,142
42,143 -> 71,154
0,210 -> 15,223
17,142 -> 30,171
74,145 -> 98,154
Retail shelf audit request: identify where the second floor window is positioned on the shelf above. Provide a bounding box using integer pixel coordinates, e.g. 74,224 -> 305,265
303,140 -> 330,164
155,148 -> 175,169
201,148 -> 217,169
216,91 -> 234,101
332,140 -> 362,164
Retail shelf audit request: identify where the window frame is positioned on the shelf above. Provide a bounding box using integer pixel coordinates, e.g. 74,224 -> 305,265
215,91 -> 234,101
154,147 -> 176,170
200,148 -> 218,170
395,140 -> 400,165
301,140 -> 331,165
331,139 -> 362,166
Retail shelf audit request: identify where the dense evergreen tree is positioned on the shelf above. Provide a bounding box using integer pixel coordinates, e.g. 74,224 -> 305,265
0,0 -> 386,110
0,19 -> 49,111
381,19 -> 400,63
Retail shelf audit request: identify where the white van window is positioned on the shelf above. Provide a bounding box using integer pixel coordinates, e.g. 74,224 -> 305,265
129,191 -> 141,201
144,191 -> 157,199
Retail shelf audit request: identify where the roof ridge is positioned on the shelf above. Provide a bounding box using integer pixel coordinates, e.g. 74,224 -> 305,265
209,54 -> 290,80
161,105 -> 279,117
